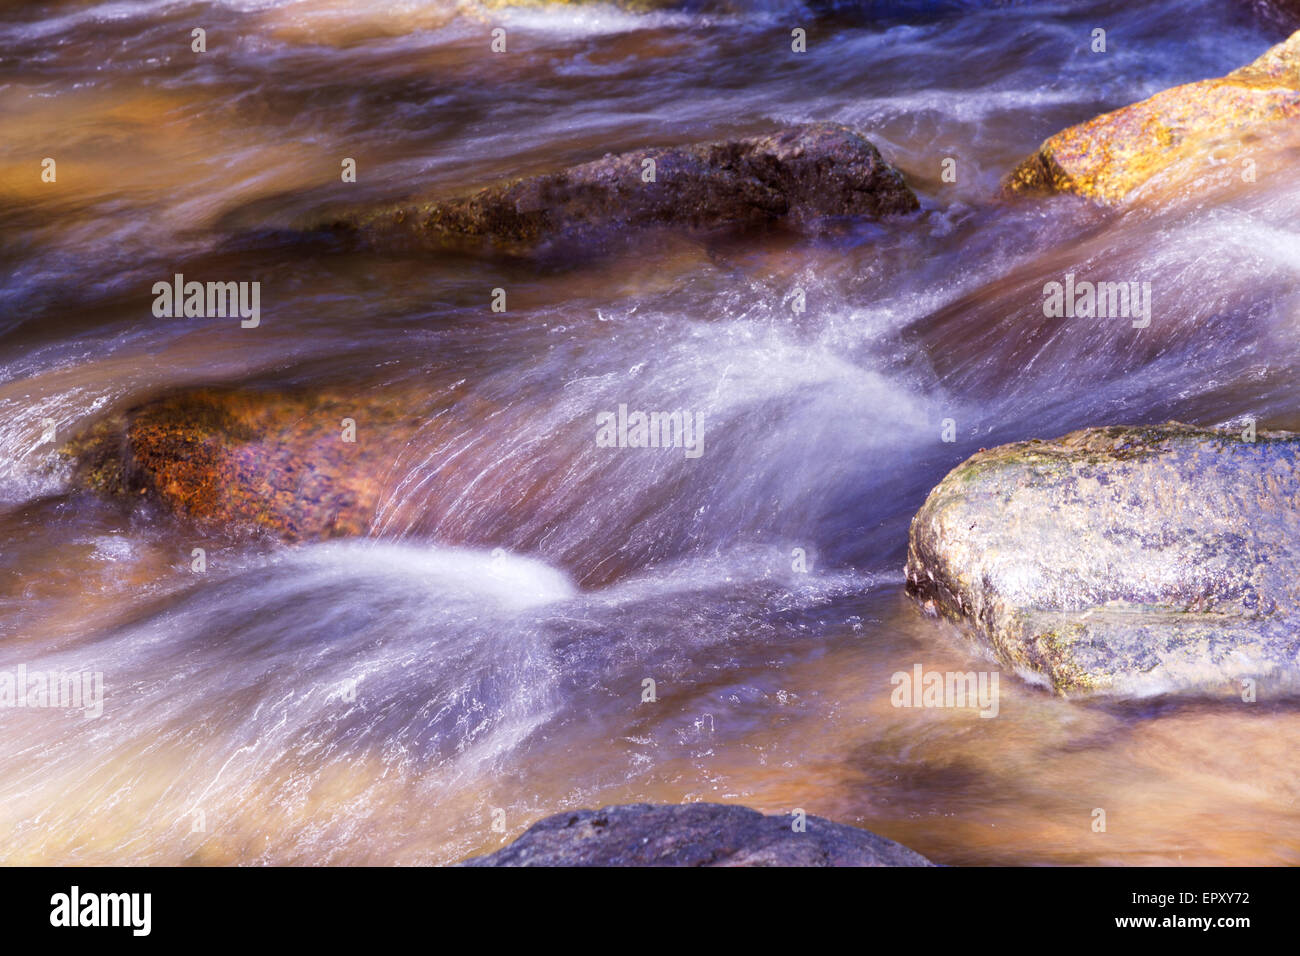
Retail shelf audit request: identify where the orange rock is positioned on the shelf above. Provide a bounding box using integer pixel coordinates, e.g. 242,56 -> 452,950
69,386 -> 446,541
1005,30 -> 1300,203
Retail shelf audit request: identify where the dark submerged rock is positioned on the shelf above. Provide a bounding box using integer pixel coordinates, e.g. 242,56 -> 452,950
459,802 -> 935,866
325,124 -> 919,252
906,423 -> 1300,697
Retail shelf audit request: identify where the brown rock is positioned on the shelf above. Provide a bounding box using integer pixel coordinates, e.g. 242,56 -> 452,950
326,123 -> 919,252
67,386 -> 445,540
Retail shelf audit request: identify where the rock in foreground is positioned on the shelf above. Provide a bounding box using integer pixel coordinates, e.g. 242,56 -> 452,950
1004,30 -> 1300,203
906,424 -> 1300,696
460,803 -> 934,867
327,123 -> 918,251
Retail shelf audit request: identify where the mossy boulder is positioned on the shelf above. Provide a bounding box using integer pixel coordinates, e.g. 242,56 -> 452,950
66,386 -> 444,540
906,423 -> 1300,696
459,803 -> 934,866
323,123 -> 918,252
1005,30 -> 1300,203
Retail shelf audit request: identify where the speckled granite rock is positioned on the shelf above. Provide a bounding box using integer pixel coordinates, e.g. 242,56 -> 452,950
460,803 -> 935,866
906,423 -> 1300,696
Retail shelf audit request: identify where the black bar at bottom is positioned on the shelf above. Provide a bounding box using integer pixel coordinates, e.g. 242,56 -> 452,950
0,865 -> 1279,943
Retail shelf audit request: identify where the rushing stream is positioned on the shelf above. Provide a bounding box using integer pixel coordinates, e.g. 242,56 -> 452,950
2,0 -> 1299,865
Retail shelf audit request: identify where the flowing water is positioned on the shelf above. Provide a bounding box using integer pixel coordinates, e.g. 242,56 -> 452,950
2,0 -> 1299,865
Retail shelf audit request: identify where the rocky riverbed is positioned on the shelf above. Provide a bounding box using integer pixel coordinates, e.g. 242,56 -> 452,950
3,0 -> 1300,866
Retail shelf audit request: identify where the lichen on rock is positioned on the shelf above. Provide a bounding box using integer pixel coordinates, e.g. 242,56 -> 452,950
906,423 -> 1300,696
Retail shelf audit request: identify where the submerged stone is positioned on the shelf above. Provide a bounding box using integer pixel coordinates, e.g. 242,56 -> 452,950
65,386 -> 443,541
322,123 -> 919,252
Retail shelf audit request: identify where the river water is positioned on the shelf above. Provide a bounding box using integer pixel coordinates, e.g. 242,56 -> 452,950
2,0 -> 1299,865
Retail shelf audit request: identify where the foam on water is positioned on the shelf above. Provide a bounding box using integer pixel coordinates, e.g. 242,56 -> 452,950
285,540 -> 579,609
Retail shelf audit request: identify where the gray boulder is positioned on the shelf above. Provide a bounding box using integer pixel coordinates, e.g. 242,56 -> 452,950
906,423 -> 1300,696
459,802 -> 934,866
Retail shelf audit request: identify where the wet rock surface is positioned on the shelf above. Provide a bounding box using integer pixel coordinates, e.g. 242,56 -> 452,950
65,386 -> 442,540
459,802 -> 935,866
323,123 -> 919,252
1004,30 -> 1300,203
906,423 -> 1300,696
